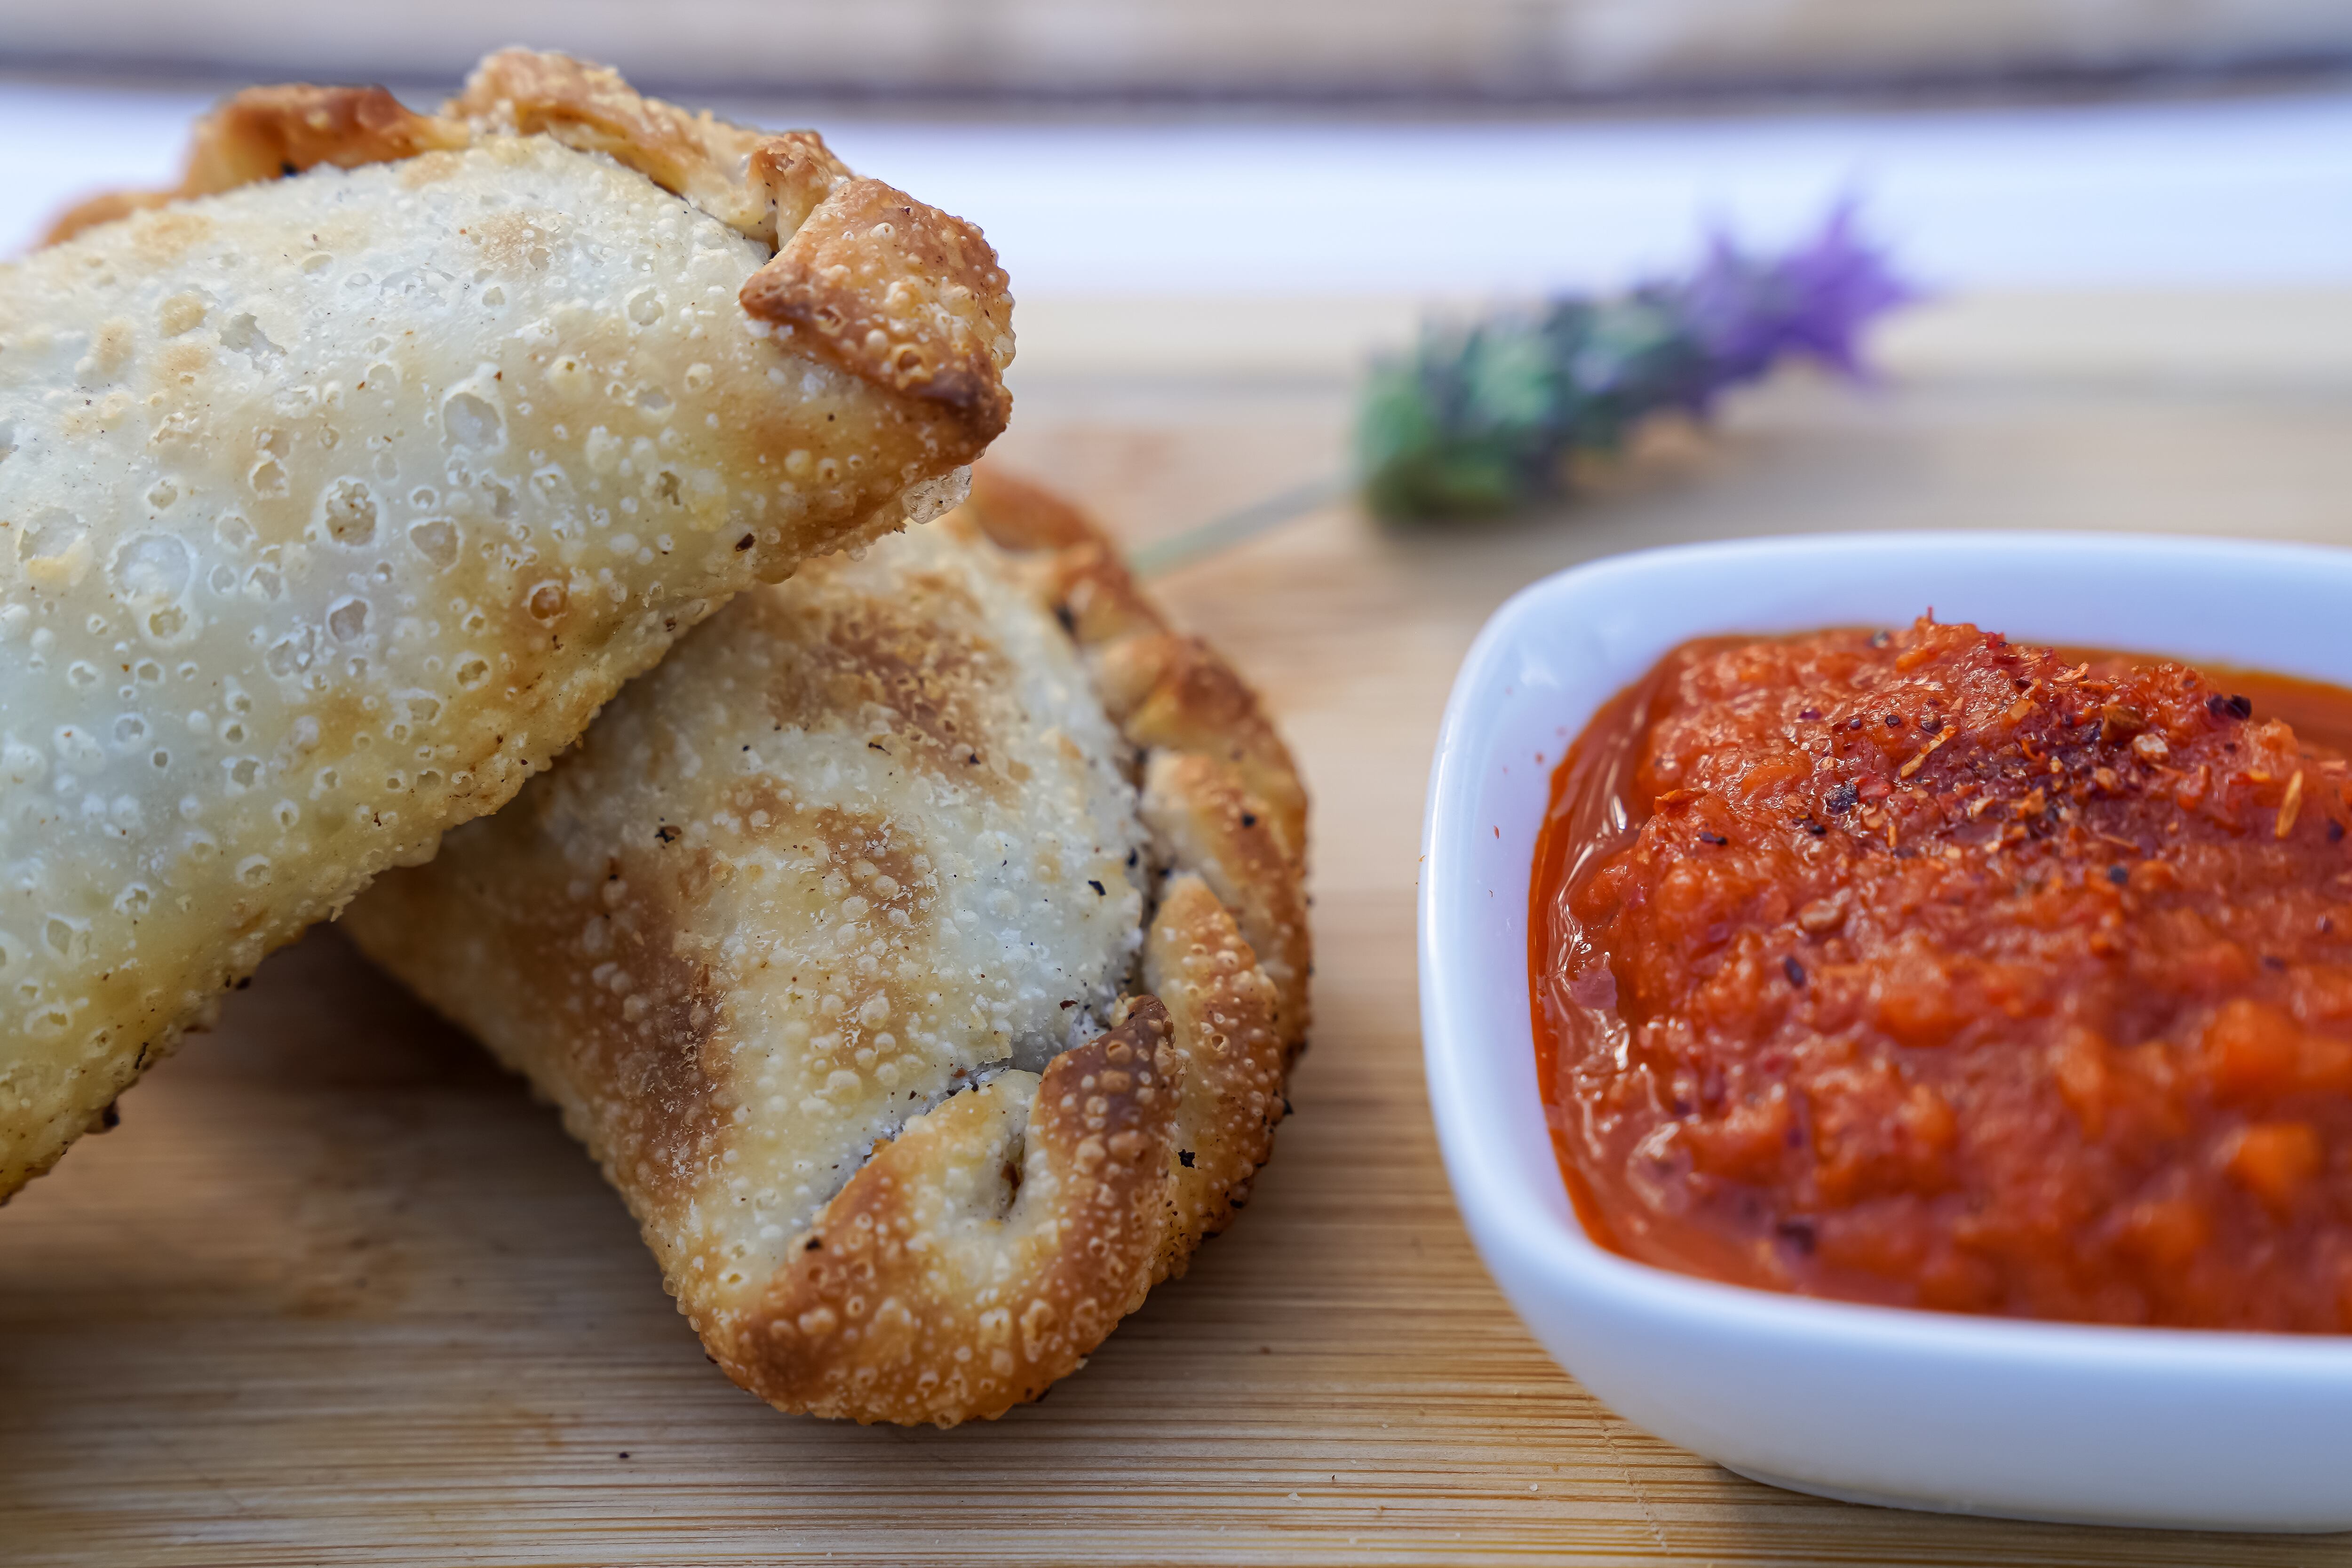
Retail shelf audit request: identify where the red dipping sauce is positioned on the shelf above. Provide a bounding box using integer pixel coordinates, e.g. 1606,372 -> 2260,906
1531,617 -> 2352,1329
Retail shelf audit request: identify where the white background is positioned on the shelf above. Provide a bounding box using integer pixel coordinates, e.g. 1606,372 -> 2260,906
2,80 -> 2348,292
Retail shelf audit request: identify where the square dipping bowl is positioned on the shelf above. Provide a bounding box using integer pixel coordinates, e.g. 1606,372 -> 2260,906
1419,532 -> 2352,1533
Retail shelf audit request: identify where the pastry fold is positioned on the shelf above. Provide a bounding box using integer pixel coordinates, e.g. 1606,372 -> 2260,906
346,470 -> 1309,1424
0,51 -> 1013,1196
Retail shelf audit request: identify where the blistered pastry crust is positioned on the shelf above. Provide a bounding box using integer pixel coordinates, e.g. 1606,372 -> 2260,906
740,180 -> 1017,462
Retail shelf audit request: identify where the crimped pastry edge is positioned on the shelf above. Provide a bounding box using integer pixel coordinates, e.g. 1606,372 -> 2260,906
722,467 -> 1312,1425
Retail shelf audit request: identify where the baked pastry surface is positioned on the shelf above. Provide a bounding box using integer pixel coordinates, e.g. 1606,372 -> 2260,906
346,470 -> 1309,1424
0,51 -> 1011,1196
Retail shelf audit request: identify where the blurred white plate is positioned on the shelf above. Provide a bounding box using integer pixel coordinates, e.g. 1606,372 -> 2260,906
1420,531 -> 2352,1532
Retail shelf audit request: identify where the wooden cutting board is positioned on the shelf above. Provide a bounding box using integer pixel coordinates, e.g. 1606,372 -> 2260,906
7,292 -> 2352,1567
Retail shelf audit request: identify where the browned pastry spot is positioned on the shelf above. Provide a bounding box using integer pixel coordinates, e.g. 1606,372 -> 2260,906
43,189 -> 170,247
1142,756 -> 1312,1052
747,134 -> 861,243
1144,876 -> 1289,1269
737,999 -> 1178,1425
399,831 -> 730,1210
184,86 -> 466,188
448,48 -> 851,244
554,858 -> 731,1205
45,86 -> 467,244
1107,634 -> 1311,874
745,568 -> 1012,787
741,180 -> 1017,462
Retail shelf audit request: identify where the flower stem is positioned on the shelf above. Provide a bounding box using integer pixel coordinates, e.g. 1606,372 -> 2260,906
1128,472 -> 1351,578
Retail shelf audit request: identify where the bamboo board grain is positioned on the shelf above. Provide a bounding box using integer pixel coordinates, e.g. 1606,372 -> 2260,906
5,292 -> 2352,1567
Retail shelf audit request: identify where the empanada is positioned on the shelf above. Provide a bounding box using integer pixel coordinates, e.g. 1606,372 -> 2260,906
0,51 -> 1013,1196
345,469 -> 1308,1425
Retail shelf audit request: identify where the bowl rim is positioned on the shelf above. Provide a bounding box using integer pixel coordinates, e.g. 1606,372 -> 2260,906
1419,527 -> 2352,1374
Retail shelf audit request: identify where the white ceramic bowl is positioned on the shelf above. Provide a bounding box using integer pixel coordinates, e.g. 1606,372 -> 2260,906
1420,531 -> 2352,1533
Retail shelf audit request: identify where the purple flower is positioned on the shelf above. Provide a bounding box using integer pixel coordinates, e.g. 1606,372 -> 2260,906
1359,199 -> 1917,520
1674,198 -> 1919,392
